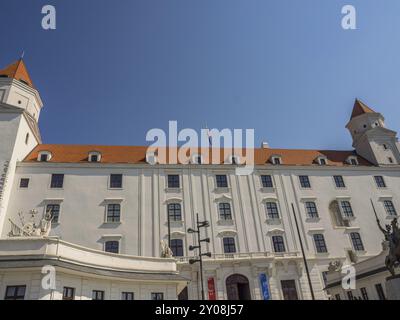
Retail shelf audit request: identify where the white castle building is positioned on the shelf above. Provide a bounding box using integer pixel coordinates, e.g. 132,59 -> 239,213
0,59 -> 399,300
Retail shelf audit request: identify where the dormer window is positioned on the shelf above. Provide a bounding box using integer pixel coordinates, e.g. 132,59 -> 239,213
229,155 -> 240,165
37,151 -> 52,162
146,151 -> 158,165
88,151 -> 101,162
346,156 -> 358,166
191,154 -> 203,164
270,155 -> 282,165
316,156 -> 327,165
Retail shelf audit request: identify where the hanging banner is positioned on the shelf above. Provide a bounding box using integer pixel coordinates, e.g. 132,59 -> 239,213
259,273 -> 271,300
207,277 -> 216,300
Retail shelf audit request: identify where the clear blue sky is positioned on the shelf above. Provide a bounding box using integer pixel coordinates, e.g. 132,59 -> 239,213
1,0 -> 400,150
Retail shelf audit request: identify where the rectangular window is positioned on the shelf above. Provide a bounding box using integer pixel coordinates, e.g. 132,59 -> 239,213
340,201 -> 354,218
92,290 -> 105,300
105,241 -> 119,254
121,292 -> 134,300
223,237 -> 236,253
281,280 -> 298,300
347,291 -> 354,300
272,157 -> 281,165
305,202 -> 319,218
50,174 -> 64,188
299,175 -> 311,188
107,204 -> 121,222
4,285 -> 26,300
46,204 -> 60,223
374,176 -> 386,188
350,232 -> 364,251
219,203 -> 232,220
110,174 -> 123,188
90,154 -> 99,162
383,200 -> 397,216
333,175 -> 345,188
170,239 -> 184,257
272,235 -> 286,252
319,158 -> 327,165
375,283 -> 386,300
261,175 -> 273,188
19,178 -> 30,188
335,294 -> 341,300
168,203 -> 182,221
63,287 -> 75,300
40,154 -> 48,162
313,234 -> 328,253
216,175 -> 228,188
167,174 -> 180,188
360,287 -> 369,300
151,292 -> 164,300
350,158 -> 358,165
266,202 -> 279,219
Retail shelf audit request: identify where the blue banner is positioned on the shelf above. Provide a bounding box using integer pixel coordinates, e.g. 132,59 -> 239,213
259,273 -> 270,300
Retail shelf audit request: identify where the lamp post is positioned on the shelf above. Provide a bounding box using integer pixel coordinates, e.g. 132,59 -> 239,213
188,213 -> 211,300
291,203 -> 315,300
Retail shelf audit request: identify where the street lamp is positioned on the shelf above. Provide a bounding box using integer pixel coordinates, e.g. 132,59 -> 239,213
188,213 -> 211,300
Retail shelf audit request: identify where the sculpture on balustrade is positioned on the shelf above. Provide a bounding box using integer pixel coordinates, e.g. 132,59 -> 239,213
8,209 -> 53,237
160,240 -> 173,258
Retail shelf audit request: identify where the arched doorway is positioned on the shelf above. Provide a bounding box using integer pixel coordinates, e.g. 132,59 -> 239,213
226,274 -> 251,300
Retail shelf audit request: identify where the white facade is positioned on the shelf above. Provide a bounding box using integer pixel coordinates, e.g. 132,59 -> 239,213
0,60 -> 399,300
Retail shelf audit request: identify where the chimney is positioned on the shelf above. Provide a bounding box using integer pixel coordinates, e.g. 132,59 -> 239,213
261,141 -> 269,149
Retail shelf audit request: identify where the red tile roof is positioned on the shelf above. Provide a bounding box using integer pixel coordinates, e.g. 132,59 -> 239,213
23,144 -> 373,167
0,59 -> 34,88
350,99 -> 376,120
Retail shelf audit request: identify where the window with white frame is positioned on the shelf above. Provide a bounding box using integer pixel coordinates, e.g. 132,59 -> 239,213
38,151 -> 52,162
340,200 -> 354,218
261,175 -> 273,188
167,174 -> 180,188
46,204 -> 60,223
105,240 -> 119,254
265,202 -> 280,219
374,176 -> 386,188
383,200 -> 397,216
92,290 -> 105,300
88,151 -> 101,162
218,202 -> 232,220
350,232 -> 364,251
299,175 -> 311,188
121,292 -> 134,300
168,203 -> 182,221
109,174 -> 123,188
347,156 -> 358,165
170,239 -> 184,257
305,201 -> 318,218
313,234 -> 328,253
271,156 -> 282,165
215,174 -> 228,188
106,204 -> 121,222
333,175 -> 345,188
272,235 -> 286,252
223,237 -> 236,253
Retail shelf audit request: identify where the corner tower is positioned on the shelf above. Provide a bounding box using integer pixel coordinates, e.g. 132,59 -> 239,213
346,99 -> 400,166
0,58 -> 43,235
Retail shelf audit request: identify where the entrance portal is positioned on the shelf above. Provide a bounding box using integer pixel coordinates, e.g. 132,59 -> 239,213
226,274 -> 251,300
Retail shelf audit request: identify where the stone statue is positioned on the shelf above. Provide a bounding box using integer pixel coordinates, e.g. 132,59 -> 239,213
160,240 -> 173,258
376,216 -> 400,276
9,209 -> 53,238
328,260 -> 343,273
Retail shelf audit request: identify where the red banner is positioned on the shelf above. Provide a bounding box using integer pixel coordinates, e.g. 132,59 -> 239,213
208,277 -> 216,300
